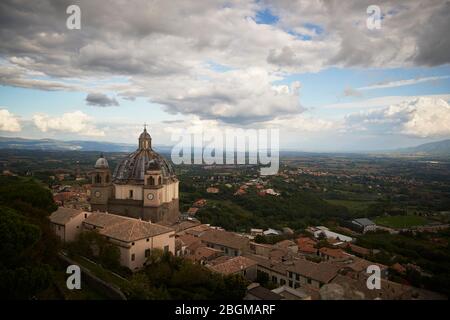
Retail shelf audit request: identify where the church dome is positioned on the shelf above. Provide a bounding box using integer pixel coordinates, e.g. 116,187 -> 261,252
113,127 -> 175,184
95,154 -> 109,169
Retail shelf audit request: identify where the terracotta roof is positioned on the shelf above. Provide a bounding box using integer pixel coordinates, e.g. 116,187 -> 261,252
84,212 -> 174,242
247,285 -> 283,300
209,256 -> 257,275
275,240 -> 296,249
345,257 -> 387,273
287,259 -> 340,284
178,234 -> 201,247
319,247 -> 349,259
50,207 -> 84,225
192,246 -> 222,261
391,263 -> 407,274
297,237 -> 317,254
200,229 -> 250,250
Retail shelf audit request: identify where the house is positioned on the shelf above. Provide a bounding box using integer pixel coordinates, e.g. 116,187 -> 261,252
200,229 -> 250,256
188,246 -> 222,265
274,240 -> 298,254
286,259 -> 341,289
264,189 -> 280,196
206,187 -> 219,194
263,228 -> 282,236
49,207 -> 90,242
318,247 -> 350,260
208,256 -> 257,281
297,237 -> 318,255
271,285 -> 312,300
250,228 -> 264,236
82,212 -> 175,271
312,226 -> 353,242
350,218 -> 377,233
245,283 -> 283,300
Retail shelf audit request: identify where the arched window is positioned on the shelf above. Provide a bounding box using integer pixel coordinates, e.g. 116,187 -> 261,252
95,173 -> 101,184
149,176 -> 155,185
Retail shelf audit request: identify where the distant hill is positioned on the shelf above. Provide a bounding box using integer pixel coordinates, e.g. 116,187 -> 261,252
0,136 -> 137,152
395,139 -> 450,155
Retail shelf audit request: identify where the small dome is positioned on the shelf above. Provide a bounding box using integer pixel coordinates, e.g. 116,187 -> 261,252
95,154 -> 109,169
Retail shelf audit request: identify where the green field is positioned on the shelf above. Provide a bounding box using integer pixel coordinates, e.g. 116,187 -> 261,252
374,215 -> 429,228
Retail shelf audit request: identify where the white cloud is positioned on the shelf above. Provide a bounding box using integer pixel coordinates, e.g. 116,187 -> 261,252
0,109 -> 21,132
345,97 -> 450,138
358,75 -> 450,91
32,111 -> 105,137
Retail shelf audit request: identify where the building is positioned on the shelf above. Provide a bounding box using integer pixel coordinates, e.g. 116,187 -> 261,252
50,208 -> 175,271
245,283 -> 283,300
83,212 -> 175,271
311,226 -> 353,242
208,256 -> 257,281
200,229 -> 250,256
286,259 -> 341,289
89,127 -> 179,224
49,207 -> 91,242
350,218 -> 377,233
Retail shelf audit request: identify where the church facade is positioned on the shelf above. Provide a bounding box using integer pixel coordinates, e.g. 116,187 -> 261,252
89,127 -> 180,224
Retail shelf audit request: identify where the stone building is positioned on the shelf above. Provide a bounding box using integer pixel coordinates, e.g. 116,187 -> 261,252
89,127 -> 179,224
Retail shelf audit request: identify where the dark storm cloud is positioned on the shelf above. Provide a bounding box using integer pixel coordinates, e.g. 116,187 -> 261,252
86,93 -> 119,107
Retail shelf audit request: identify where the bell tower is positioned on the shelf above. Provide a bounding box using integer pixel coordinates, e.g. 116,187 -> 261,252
90,154 -> 113,211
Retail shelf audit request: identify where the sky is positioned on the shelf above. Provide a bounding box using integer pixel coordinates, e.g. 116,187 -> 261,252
0,0 -> 450,152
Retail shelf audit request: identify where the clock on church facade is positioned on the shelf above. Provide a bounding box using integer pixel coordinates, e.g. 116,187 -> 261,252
89,127 -> 180,224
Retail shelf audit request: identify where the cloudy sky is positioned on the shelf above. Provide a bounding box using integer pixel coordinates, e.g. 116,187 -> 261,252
0,0 -> 449,151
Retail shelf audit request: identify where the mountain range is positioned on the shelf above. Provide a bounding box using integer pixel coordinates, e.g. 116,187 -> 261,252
0,136 -> 449,156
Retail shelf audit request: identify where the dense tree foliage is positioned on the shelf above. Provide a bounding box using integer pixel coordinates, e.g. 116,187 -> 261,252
123,249 -> 247,300
66,231 -> 122,271
0,176 -> 59,299
356,230 -> 450,296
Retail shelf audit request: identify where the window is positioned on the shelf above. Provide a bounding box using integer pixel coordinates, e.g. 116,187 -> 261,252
307,278 -> 312,284
95,174 -> 101,184
280,279 -> 286,286
158,176 -> 162,185
84,213 -> 87,218
288,272 -> 293,278
149,176 -> 155,185
164,245 -> 169,252
295,274 -> 300,281
131,254 -> 135,261
224,248 -> 229,254
289,280 -> 293,287
146,238 -> 149,242
129,190 -> 133,199
132,242 -> 135,246
234,250 -> 238,256
272,276 -> 277,283
145,249 -> 150,257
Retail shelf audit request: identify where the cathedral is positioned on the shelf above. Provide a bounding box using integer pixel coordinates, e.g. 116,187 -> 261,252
89,127 -> 180,224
